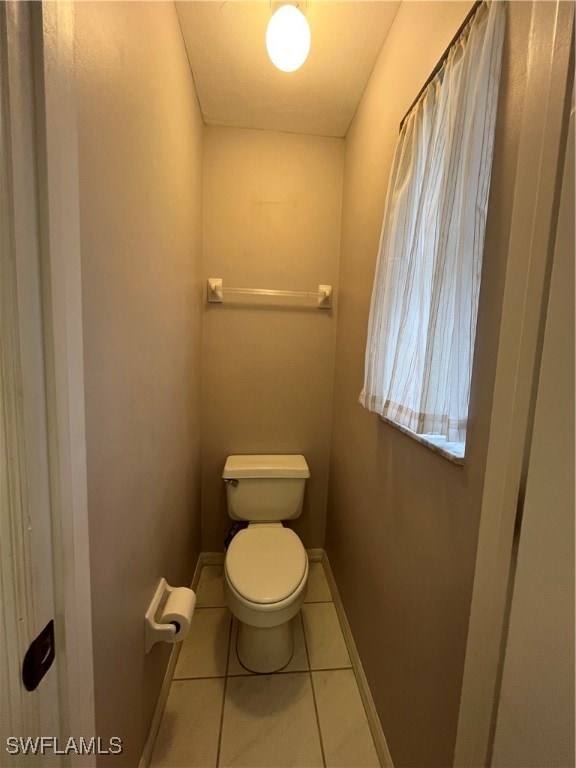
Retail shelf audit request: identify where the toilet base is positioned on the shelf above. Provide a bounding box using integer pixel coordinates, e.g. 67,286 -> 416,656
236,619 -> 294,674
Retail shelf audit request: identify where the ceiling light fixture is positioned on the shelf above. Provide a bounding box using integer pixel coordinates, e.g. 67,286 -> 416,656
266,4 -> 311,73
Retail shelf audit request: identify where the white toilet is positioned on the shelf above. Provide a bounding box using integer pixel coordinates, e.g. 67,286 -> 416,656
222,454 -> 310,674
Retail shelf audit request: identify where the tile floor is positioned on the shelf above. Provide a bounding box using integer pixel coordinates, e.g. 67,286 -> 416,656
150,562 -> 380,768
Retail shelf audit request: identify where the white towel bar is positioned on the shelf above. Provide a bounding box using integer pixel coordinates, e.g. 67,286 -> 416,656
207,278 -> 332,309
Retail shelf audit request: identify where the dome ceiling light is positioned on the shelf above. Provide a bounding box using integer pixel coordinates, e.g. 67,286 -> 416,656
266,4 -> 311,73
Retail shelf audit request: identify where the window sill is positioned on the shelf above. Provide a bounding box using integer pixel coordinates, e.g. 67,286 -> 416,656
380,416 -> 465,465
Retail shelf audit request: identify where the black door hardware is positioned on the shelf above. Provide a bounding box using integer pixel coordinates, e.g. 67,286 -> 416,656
22,619 -> 55,692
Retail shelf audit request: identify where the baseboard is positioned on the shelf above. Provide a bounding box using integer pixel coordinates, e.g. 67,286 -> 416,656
138,552 -> 205,768
322,551 -> 395,768
201,551 -> 225,566
306,547 -> 324,562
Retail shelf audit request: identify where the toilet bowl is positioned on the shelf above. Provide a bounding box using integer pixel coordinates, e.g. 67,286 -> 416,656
222,455 -> 310,673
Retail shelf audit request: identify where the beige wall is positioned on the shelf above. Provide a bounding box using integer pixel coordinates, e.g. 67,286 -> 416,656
201,127 -> 343,551
326,3 -> 531,766
74,3 -> 204,765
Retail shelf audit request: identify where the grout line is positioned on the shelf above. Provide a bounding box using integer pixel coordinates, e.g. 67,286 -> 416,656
301,610 -> 327,768
304,599 -> 334,605
215,615 -> 233,768
309,673 -> 327,768
226,665 -> 351,676
173,673 -> 228,682
173,665 -> 353,683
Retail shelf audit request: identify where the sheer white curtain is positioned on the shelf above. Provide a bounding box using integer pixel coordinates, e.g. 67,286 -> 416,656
359,1 -> 505,445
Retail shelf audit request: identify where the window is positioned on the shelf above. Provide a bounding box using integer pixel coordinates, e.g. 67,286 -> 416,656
359,1 -> 505,460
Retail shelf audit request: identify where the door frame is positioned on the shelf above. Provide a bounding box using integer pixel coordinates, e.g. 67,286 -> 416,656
0,0 -> 62,752
34,0 -> 96,746
2,0 -> 95,753
454,2 -> 574,765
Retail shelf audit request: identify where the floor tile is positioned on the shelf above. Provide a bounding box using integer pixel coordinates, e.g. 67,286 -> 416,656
302,603 -> 351,670
174,607 -> 231,679
228,613 -> 309,676
305,562 -> 333,602
150,678 -> 224,768
196,565 -> 226,608
312,669 -> 380,767
219,672 -> 323,767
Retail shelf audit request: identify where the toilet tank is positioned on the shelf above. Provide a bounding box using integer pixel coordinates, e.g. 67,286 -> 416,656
222,455 -> 310,522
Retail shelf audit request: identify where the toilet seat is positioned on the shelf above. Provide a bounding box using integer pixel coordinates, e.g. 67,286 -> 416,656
225,526 -> 307,605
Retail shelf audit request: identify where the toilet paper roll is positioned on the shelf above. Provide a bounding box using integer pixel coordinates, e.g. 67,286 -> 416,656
159,587 -> 196,642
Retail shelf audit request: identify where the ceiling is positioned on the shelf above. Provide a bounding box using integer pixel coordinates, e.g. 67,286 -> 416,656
176,2 -> 401,138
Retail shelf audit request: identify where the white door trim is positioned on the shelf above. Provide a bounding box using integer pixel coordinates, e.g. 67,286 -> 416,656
0,0 -> 61,751
32,0 -> 96,749
454,2 -> 574,765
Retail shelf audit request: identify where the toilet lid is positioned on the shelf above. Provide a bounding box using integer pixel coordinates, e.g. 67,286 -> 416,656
226,527 -> 307,604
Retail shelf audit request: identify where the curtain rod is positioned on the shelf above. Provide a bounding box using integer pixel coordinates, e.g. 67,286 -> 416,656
399,0 -> 485,132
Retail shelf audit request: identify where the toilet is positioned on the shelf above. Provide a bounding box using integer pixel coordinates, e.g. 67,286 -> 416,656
222,454 -> 310,674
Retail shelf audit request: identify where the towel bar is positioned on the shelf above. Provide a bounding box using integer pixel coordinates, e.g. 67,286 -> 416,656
207,279 -> 332,309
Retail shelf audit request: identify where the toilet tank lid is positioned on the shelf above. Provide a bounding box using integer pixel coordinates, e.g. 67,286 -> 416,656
223,454 -> 310,479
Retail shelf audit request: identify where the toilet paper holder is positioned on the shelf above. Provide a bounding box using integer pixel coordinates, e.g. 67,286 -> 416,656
145,578 -> 196,653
